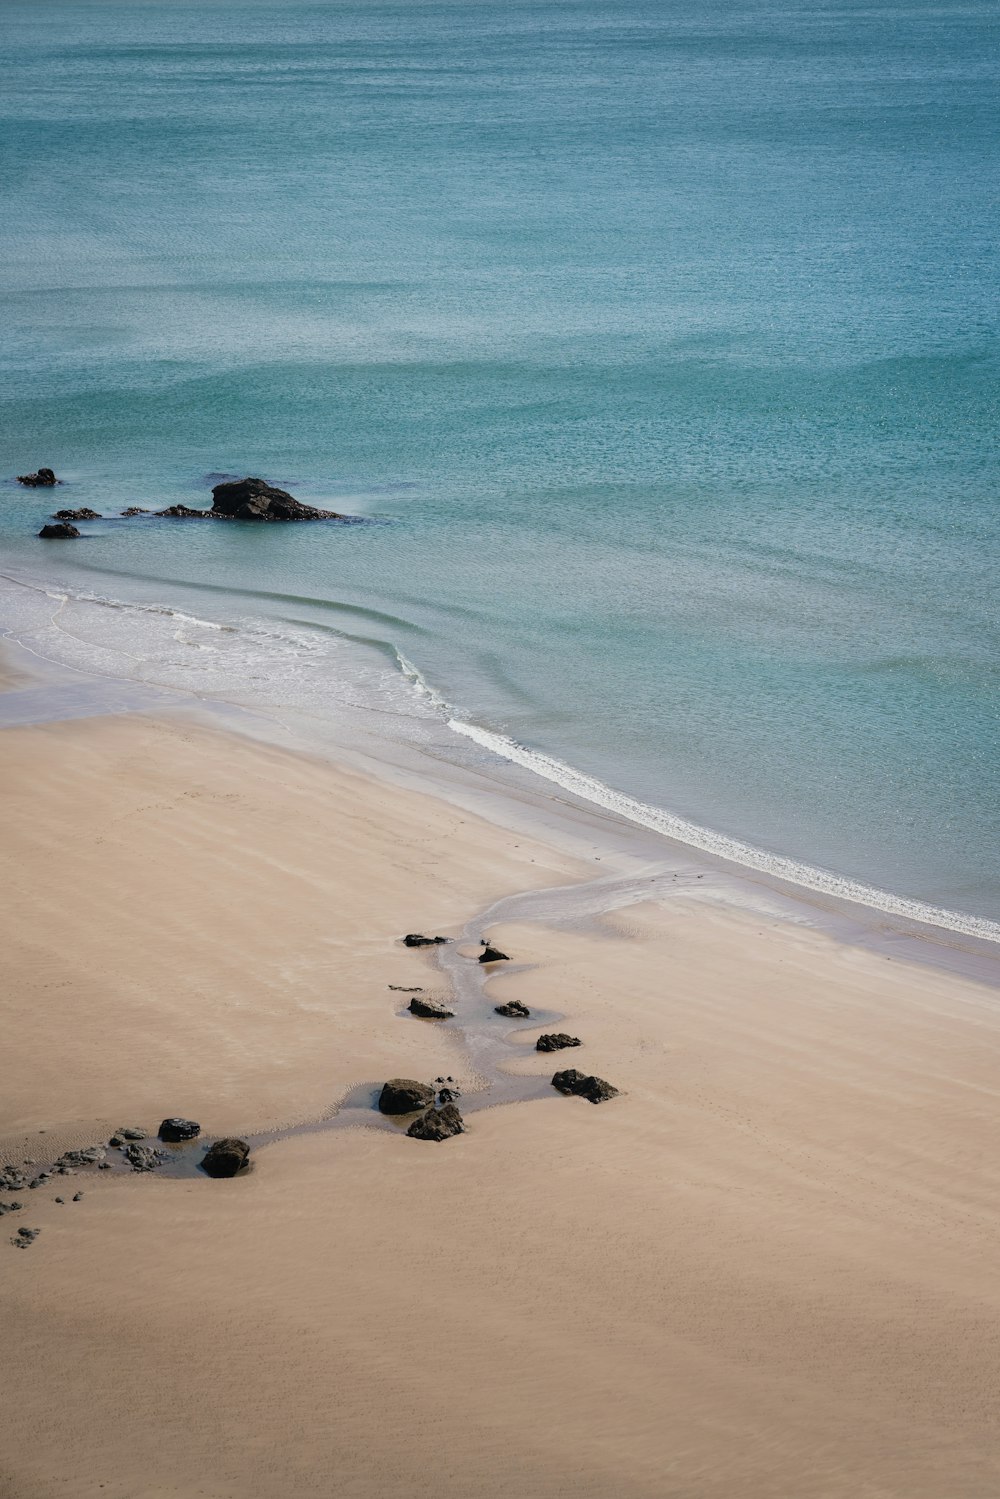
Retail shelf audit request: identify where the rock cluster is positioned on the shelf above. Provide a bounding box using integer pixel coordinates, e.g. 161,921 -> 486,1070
17,468 -> 58,487
12,1226 -> 40,1248
551,1069 -> 619,1104
53,507 -> 101,521
124,1144 -> 168,1173
536,1033 -> 582,1053
201,1139 -> 250,1178
153,478 -> 345,524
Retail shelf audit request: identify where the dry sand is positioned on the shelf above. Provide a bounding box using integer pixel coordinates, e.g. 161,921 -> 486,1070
2,709 -> 1000,1498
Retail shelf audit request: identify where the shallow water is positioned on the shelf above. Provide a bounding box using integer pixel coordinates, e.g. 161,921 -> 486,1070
1,0 -> 998,925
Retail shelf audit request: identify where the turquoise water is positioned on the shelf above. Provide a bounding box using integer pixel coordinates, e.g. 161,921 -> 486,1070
1,0 -> 998,924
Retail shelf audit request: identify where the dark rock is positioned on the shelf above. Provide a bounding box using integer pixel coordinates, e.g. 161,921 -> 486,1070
436,1087 -> 458,1105
408,996 -> 455,1020
403,934 -> 449,948
124,1143 -> 168,1172
120,507 -> 150,516
536,1033 -> 582,1053
54,1196 -> 65,1204
210,476 -> 344,523
0,1167 -> 27,1191
388,984 -> 424,992
156,504 -> 214,518
158,1118 -> 200,1142
406,1104 -> 465,1142
12,1226 -> 40,1246
17,468 -> 58,487
201,1138 -> 250,1178
56,1146 -> 106,1167
551,1068 -> 620,1104
98,1161 -> 111,1169
109,1126 -> 147,1147
72,1192 -> 83,1202
0,1201 -> 22,1216
479,946 -> 509,964
494,1000 -> 530,1018
53,507 -> 101,521
378,1079 -> 436,1115
38,522 -> 80,538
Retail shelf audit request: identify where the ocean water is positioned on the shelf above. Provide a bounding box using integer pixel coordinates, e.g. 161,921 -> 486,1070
1,0 -> 998,929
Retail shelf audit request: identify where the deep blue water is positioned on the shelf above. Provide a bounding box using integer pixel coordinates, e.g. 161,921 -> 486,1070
1,0 -> 998,923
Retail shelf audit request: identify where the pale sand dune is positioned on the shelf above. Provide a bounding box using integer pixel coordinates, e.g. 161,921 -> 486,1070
3,712 -> 1000,1498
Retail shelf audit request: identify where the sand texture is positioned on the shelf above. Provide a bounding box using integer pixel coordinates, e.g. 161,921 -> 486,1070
3,711 -> 1000,1498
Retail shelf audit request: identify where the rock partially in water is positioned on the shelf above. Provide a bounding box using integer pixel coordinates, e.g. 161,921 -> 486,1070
378,1079 -> 436,1115
408,996 -> 455,1020
201,1138 -> 250,1178
479,945 -> 509,964
210,476 -> 344,522
38,522 -> 79,538
158,1118 -> 201,1142
109,1126 -> 148,1146
156,504 -> 214,518
494,1000 -> 530,1018
536,1033 -> 582,1053
56,1146 -> 106,1167
17,468 -> 58,487
403,933 -> 449,948
53,507 -> 101,521
120,507 -> 150,516
406,1104 -> 465,1142
551,1068 -> 620,1104
388,984 -> 424,992
124,1143 -> 168,1173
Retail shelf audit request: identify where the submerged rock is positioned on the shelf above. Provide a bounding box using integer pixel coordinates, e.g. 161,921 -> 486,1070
201,1138 -> 250,1178
378,1079 -> 436,1115
479,945 -> 509,964
408,996 -> 455,1020
124,1143 -> 168,1172
17,468 -> 58,487
406,1104 -> 465,1142
494,1000 -> 530,1019
53,507 -> 101,521
551,1068 -> 619,1104
38,522 -> 79,538
158,1118 -> 200,1142
403,934 -> 449,948
536,1033 -> 582,1053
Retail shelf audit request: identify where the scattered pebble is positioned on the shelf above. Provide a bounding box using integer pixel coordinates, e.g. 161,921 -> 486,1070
73,1192 -> 83,1202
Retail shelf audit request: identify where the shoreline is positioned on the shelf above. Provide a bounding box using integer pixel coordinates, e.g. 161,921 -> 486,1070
1,594 -> 998,993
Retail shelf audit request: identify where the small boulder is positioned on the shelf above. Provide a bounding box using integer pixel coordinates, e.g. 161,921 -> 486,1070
158,1118 -> 200,1142
551,1068 -> 619,1104
479,945 -> 509,964
38,522 -> 79,539
109,1126 -> 147,1146
494,1000 -> 530,1018
378,1079 -> 436,1115
17,468 -> 58,487
403,934 -> 449,948
408,996 -> 455,1020
120,507 -> 150,516
406,1104 -> 465,1142
53,507 -> 101,521
536,1033 -> 582,1053
201,1138 -> 250,1178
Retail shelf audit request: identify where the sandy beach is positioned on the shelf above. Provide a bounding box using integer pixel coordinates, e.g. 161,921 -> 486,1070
3,699 -> 1000,1498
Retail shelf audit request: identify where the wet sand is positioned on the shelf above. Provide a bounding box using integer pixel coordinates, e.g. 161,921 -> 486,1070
3,707 -> 1000,1498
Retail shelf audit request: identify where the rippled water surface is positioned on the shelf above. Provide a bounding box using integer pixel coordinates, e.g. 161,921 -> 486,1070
1,0 -> 998,923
